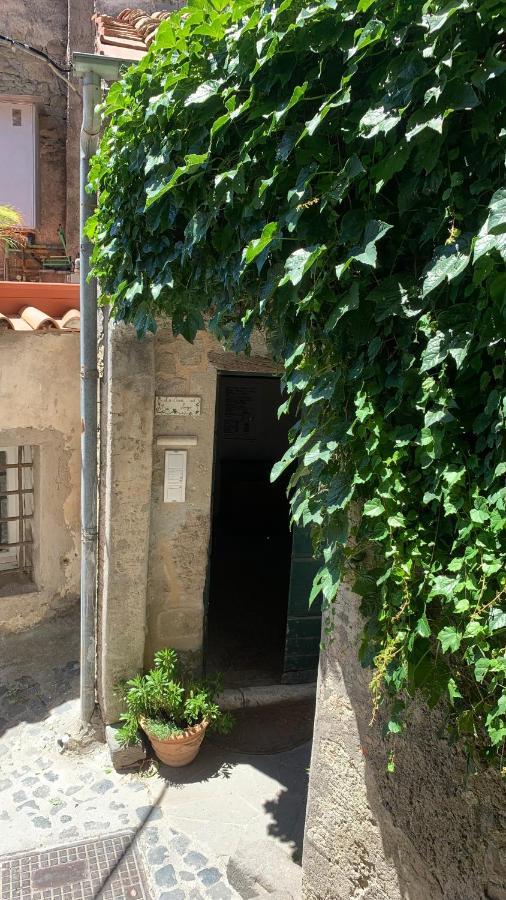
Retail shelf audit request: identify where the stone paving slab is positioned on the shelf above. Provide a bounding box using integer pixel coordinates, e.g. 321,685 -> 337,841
0,664 -> 238,900
0,611 -> 308,899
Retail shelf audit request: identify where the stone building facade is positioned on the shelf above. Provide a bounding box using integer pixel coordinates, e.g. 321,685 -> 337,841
98,319 -> 291,722
0,0 -> 94,263
2,6 -> 504,898
0,1 -> 181,269
0,283 -> 81,631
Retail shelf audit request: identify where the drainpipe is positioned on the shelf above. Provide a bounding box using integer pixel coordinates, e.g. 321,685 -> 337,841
79,69 -> 100,724
73,53 -> 123,724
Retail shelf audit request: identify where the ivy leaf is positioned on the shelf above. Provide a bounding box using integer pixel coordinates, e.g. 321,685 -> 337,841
363,498 -> 385,517
489,608 -> 506,632
324,155 -> 365,205
420,332 -> 448,373
351,220 -> 393,268
416,613 -> 431,638
353,18 -> 385,52
405,115 -> 444,141
443,466 -> 465,487
474,658 -> 490,683
422,1 -> 469,34
372,142 -> 410,190
486,188 -> 506,235
185,80 -> 222,105
447,678 -> 462,703
324,283 -> 360,330
387,513 -> 406,528
422,240 -> 471,297
470,508 -> 489,524
359,107 -> 400,138
242,222 -> 278,265
438,626 -> 462,653
387,719 -> 403,734
272,82 -> 309,126
280,245 -> 327,286
429,576 -> 458,600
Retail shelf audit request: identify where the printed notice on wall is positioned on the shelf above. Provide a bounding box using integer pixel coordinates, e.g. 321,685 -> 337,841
164,450 -> 187,502
223,383 -> 259,441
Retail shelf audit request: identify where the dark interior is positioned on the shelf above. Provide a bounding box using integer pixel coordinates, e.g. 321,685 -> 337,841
205,374 -> 293,686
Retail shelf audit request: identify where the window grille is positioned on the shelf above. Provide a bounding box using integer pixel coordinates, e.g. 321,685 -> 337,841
0,446 -> 34,578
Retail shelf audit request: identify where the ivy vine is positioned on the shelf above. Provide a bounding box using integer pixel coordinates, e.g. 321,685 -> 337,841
88,0 -> 506,767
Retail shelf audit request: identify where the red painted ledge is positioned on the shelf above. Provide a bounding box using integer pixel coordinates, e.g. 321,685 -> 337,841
0,282 -> 80,317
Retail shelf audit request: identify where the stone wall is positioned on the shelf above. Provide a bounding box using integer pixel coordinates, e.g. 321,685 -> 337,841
98,319 -> 155,724
0,332 -> 80,631
97,320 -> 275,721
0,0 -> 69,246
302,584 -> 506,900
144,326 -> 218,667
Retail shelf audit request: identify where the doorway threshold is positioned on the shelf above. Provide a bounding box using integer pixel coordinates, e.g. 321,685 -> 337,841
218,681 -> 316,711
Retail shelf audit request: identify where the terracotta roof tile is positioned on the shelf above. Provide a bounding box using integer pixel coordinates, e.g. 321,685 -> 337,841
94,6 -> 184,60
0,282 -> 80,333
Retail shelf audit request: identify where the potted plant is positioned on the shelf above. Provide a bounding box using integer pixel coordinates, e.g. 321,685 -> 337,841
118,648 -> 233,766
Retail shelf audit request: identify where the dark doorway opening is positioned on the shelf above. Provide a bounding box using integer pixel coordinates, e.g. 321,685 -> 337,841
205,374 -> 293,686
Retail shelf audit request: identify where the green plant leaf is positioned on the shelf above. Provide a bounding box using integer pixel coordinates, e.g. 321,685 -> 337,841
280,245 -> 327,286
438,626 -> 462,653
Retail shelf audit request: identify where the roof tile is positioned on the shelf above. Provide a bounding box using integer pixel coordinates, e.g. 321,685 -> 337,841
0,283 -> 80,333
94,5 -> 184,59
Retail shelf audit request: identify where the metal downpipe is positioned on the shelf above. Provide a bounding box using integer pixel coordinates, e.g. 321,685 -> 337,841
79,70 -> 101,724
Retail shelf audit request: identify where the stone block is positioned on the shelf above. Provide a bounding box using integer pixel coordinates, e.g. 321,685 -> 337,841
227,839 -> 302,899
106,723 -> 146,771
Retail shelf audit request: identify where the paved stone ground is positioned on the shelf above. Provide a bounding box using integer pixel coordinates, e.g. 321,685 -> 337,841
0,609 -> 309,898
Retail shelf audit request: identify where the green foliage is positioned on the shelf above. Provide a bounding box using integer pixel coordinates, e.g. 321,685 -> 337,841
117,648 -> 233,746
0,204 -> 23,250
89,0 -> 505,766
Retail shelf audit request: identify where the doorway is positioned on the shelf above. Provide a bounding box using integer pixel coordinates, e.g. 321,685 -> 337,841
205,373 -> 293,686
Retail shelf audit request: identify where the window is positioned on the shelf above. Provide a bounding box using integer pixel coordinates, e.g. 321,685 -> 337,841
0,99 -> 39,228
0,446 -> 34,585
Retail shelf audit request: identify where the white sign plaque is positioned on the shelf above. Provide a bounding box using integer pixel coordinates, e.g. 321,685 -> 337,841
164,450 -> 187,503
156,396 -> 201,416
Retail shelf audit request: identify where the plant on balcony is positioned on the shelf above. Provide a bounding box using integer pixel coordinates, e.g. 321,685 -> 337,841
0,205 -> 23,252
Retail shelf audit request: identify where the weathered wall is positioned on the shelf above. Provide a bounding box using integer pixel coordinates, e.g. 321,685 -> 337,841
0,0 -> 68,245
302,584 -> 506,900
98,319 -> 276,719
145,326 -> 275,667
98,319 -> 155,724
0,333 -> 80,631
145,326 -> 218,667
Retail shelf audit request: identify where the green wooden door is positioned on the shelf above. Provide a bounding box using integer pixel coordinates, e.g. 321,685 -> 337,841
282,527 -> 322,683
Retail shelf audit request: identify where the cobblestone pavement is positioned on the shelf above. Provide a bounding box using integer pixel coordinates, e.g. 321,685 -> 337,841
0,613 -> 239,899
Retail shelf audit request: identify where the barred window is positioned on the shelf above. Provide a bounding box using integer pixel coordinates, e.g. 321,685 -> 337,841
0,446 -> 34,582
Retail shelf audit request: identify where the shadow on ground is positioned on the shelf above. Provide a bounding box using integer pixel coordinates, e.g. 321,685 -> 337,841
0,605 -> 313,866
0,604 -> 79,738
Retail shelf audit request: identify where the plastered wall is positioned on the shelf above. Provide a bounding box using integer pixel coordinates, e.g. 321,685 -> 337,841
303,584 -> 506,900
0,333 -> 80,631
145,326 -> 277,667
145,325 -> 217,667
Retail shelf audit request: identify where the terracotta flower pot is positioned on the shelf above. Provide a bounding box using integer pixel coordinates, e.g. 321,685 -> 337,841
140,717 -> 208,767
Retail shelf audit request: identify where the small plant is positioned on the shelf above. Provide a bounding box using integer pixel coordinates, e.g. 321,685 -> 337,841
0,204 -> 24,251
117,648 -> 233,747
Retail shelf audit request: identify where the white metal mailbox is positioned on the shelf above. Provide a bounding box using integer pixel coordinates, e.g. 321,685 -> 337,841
164,450 -> 187,503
